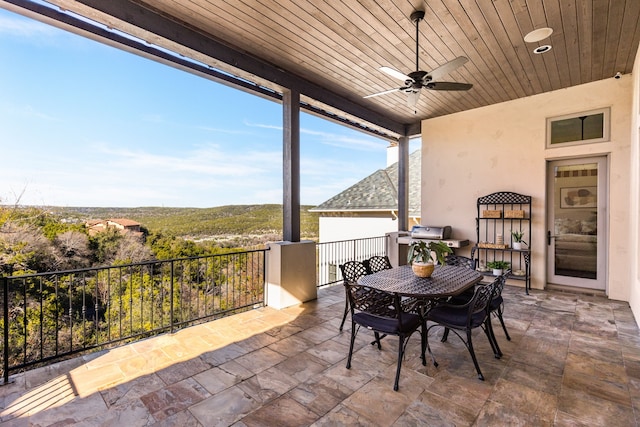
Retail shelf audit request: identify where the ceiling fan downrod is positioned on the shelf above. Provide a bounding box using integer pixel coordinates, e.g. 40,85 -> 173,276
410,10 -> 425,72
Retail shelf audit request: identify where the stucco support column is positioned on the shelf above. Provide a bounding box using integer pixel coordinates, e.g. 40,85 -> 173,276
282,88 -> 300,242
266,89 -> 315,309
397,135 -> 410,232
266,240 -> 317,309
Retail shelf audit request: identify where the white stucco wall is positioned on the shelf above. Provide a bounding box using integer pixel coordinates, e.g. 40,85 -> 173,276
318,216 -> 418,242
421,76 -> 633,301
630,47 -> 640,321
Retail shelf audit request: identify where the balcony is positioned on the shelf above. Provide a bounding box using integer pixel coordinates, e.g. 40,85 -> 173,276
0,282 -> 638,425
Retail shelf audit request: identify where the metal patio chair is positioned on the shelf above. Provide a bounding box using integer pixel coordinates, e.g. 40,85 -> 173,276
363,255 -> 392,275
425,278 -> 499,380
338,260 -> 368,331
345,282 -> 426,391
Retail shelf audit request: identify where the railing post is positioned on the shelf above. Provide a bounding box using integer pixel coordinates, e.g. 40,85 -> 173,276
170,261 -> 175,333
2,277 -> 9,385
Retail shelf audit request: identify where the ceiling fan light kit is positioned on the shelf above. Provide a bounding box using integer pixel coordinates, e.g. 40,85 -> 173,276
364,9 -> 472,108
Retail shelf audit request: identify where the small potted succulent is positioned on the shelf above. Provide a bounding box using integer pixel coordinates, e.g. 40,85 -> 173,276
511,230 -> 527,250
407,240 -> 453,277
486,260 -> 510,276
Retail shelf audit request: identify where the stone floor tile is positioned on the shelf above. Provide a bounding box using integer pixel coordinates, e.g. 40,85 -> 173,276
400,389 -> 478,426
79,398 -> 155,427
568,332 -> 623,364
296,323 -> 340,345
288,313 -> 325,330
239,395 -> 319,427
288,376 -> 352,417
263,323 -> 304,339
312,403 -> 371,426
140,378 -> 210,421
341,377 -> 414,426
236,366 -> 299,404
200,342 -> 248,366
475,399 -> 554,427
117,348 -> 175,378
305,337 -> 350,365
189,385 -> 260,427
82,346 -> 137,370
234,332 -> 279,353
267,333 -> 315,357
274,352 -> 330,383
148,409 -> 202,427
100,373 -> 166,407
21,358 -> 85,390
28,392 -> 108,426
192,366 -> 240,395
489,378 -> 557,421
557,383 -> 636,426
154,356 -> 212,385
321,360 -> 376,392
0,374 -> 79,421
217,360 -> 255,382
234,346 -> 288,375
69,363 -> 126,396
501,360 -> 563,396
422,369 -> 492,414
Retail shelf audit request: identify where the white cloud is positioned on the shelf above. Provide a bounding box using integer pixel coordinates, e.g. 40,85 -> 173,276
1,103 -> 59,121
0,14 -> 56,38
244,120 -> 386,152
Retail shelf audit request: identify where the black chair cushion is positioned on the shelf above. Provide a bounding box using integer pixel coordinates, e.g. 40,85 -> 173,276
353,311 -> 422,335
489,295 -> 503,311
428,305 -> 486,329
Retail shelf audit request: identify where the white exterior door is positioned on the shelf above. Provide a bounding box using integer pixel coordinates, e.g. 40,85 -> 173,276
546,157 -> 607,291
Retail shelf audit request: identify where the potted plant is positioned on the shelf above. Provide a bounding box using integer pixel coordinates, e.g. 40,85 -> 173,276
486,260 -> 510,276
407,240 -> 453,277
511,230 -> 527,250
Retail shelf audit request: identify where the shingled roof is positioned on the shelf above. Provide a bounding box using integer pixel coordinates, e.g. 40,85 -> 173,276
311,150 -> 420,215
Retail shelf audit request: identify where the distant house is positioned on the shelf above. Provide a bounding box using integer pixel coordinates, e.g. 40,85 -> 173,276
310,149 -> 421,242
86,218 -> 142,237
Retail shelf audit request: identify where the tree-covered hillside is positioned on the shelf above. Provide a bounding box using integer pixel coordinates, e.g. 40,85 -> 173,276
0,204 -> 319,274
51,204 -> 319,240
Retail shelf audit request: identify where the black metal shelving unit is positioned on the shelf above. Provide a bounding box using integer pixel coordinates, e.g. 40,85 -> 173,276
472,191 -> 532,294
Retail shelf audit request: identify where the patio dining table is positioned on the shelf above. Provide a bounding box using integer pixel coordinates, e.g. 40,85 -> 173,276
357,264 -> 483,311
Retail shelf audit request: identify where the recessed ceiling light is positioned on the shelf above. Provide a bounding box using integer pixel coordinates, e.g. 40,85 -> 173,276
524,27 -> 553,43
533,45 -> 552,54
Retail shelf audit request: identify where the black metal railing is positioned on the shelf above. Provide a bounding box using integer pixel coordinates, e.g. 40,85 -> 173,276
316,236 -> 387,287
0,236 -> 387,383
1,249 -> 266,383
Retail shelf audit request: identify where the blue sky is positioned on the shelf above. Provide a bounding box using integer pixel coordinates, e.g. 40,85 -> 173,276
0,7 -> 417,208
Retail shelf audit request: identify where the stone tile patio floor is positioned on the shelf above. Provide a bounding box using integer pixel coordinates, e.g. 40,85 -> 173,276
0,284 -> 639,426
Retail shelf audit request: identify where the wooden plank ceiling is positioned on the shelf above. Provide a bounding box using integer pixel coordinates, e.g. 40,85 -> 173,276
7,0 -> 640,140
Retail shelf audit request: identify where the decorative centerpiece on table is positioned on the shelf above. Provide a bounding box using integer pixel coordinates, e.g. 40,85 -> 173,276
407,240 -> 453,277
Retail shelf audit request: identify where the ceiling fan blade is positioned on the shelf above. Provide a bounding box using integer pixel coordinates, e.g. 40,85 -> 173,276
379,66 -> 411,82
363,87 -> 404,99
426,56 -> 469,81
425,81 -> 473,91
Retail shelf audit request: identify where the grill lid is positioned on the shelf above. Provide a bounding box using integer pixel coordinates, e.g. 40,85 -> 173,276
410,225 -> 452,239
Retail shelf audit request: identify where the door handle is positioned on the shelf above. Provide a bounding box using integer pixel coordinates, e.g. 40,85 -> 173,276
547,230 -> 557,245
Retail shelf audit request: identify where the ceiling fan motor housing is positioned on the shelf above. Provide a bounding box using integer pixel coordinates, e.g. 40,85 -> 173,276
410,10 -> 425,23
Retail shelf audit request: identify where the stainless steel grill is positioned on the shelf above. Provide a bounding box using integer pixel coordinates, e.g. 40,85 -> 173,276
396,225 -> 469,248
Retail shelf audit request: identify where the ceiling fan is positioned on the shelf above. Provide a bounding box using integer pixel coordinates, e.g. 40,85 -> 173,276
364,10 -> 473,108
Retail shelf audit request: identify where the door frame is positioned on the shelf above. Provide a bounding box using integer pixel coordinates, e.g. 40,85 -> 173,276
546,156 -> 608,292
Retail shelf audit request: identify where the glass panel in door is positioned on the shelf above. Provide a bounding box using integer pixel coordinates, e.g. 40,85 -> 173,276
547,157 -> 606,290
